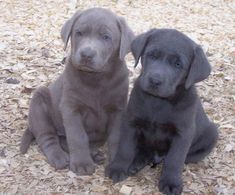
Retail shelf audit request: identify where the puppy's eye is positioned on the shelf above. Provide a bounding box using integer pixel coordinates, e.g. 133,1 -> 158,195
102,34 -> 111,41
148,51 -> 160,60
149,54 -> 158,60
175,61 -> 182,68
76,31 -> 82,36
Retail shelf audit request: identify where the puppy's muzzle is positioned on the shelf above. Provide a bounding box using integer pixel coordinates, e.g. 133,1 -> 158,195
148,73 -> 163,88
80,47 -> 97,62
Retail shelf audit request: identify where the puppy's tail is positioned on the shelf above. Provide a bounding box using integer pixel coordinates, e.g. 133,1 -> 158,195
20,127 -> 34,154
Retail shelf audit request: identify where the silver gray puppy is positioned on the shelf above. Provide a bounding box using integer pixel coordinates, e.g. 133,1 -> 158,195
20,8 -> 134,175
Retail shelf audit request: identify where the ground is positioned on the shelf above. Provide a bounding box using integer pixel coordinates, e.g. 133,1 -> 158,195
0,0 -> 234,194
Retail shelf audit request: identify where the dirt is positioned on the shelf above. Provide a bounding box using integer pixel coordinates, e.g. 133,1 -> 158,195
0,0 -> 234,194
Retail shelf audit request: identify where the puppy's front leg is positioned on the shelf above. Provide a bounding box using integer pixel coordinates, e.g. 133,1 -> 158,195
159,128 -> 193,195
105,118 -> 137,183
62,107 -> 95,175
107,111 -> 123,162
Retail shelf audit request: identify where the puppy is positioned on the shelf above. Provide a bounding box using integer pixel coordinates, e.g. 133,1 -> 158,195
106,29 -> 218,194
20,8 -> 134,175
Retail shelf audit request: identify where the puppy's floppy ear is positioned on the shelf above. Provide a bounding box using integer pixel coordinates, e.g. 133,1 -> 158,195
117,17 -> 135,60
61,11 -> 82,50
131,29 -> 155,67
185,45 -> 211,89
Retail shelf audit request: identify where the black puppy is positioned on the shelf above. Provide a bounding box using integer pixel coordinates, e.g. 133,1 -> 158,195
106,29 -> 218,195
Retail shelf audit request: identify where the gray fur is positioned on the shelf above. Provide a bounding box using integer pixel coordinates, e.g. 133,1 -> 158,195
20,8 -> 134,175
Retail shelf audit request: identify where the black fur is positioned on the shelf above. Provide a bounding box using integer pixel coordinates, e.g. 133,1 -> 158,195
106,29 -> 218,195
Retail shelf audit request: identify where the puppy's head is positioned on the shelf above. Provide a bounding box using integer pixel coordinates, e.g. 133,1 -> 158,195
61,8 -> 134,72
132,29 -> 211,98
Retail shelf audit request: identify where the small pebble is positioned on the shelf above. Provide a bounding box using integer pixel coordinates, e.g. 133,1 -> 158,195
5,78 -> 20,84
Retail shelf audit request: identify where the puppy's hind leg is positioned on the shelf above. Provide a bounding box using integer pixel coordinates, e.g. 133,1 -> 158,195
185,122 -> 218,164
28,87 -> 69,169
20,127 -> 35,154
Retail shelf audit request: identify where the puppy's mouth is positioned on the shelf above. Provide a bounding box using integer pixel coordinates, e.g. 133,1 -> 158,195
77,61 -> 107,73
143,87 -> 172,99
78,65 -> 103,73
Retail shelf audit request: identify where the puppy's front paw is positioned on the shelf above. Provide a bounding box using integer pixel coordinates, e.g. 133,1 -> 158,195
70,158 -> 95,175
91,149 -> 105,165
158,174 -> 183,195
46,148 -> 69,169
105,164 -> 128,183
128,157 -> 152,176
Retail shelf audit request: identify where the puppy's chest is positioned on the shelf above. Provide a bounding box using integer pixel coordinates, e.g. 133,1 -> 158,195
132,117 -> 178,155
80,100 -> 120,139
80,102 -> 106,126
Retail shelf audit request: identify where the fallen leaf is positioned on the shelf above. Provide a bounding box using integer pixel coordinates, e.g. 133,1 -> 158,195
120,185 -> 132,195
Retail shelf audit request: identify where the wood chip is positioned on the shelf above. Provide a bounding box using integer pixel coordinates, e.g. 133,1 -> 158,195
120,185 -> 132,195
0,0 -> 234,194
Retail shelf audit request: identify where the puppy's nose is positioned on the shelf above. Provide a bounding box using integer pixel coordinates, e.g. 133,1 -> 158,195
149,75 -> 162,87
80,47 -> 96,60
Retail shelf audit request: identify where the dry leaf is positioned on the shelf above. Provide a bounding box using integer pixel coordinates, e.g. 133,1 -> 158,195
0,0 -> 234,194
120,185 -> 132,195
